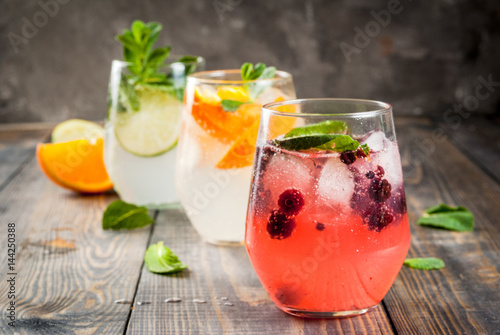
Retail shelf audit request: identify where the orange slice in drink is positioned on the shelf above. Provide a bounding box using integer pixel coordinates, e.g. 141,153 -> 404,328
216,118 -> 260,169
192,86 -> 256,143
37,138 -> 113,193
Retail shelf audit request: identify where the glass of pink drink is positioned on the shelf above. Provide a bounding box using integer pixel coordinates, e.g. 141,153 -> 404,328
245,99 -> 410,318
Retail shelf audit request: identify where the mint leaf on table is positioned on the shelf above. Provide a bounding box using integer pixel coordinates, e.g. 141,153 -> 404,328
144,241 -> 188,274
102,200 -> 154,230
221,99 -> 246,112
403,257 -> 445,270
417,204 -> 474,231
284,120 -> 349,138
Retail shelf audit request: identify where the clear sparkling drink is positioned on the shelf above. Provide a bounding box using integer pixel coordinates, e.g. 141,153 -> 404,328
176,69 -> 296,245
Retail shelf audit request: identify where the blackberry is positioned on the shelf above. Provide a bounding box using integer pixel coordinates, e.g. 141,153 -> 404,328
315,222 -> 325,231
363,204 -> 394,232
267,210 -> 296,240
370,178 -> 392,202
388,185 -> 408,216
365,171 -> 375,179
375,165 -> 385,177
340,151 -> 357,165
278,189 -> 305,216
356,147 -> 367,158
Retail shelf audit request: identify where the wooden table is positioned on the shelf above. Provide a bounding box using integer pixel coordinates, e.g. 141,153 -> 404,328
0,116 -> 499,334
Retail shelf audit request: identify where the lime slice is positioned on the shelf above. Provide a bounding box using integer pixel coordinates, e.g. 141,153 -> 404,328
114,88 -> 183,157
51,119 -> 104,143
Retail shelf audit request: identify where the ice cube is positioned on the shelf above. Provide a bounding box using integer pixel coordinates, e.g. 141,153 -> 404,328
317,156 -> 355,207
370,141 -> 404,188
362,131 -> 386,152
259,150 -> 314,203
255,87 -> 288,104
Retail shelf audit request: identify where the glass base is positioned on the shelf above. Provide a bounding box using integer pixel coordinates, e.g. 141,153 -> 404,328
203,238 -> 245,247
280,305 -> 375,318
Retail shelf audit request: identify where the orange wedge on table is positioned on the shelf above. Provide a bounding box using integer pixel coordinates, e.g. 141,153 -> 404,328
36,120 -> 113,193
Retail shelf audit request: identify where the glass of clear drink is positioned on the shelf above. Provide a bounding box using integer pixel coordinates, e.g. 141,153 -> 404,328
246,98 -> 410,318
176,69 -> 296,245
105,56 -> 204,208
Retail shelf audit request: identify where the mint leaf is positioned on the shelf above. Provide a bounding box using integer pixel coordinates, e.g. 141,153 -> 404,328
274,135 -> 337,151
417,204 -> 474,231
316,135 -> 360,152
144,241 -> 187,274
275,121 -> 369,154
102,200 -> 154,230
284,120 -> 349,138
115,21 -> 202,104
259,66 -> 276,79
221,99 -> 246,112
241,63 -> 254,81
403,257 -> 445,270
240,62 -> 277,100
360,143 -> 370,156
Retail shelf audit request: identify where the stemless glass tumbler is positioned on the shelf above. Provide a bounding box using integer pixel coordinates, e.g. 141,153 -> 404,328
176,69 -> 296,245
105,56 -> 204,208
246,99 -> 410,318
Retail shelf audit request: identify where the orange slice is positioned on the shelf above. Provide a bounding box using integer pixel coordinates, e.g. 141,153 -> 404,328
216,118 -> 260,169
191,89 -> 259,143
36,138 -> 113,193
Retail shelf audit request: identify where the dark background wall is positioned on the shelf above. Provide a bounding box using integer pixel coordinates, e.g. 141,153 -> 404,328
1,0 -> 499,123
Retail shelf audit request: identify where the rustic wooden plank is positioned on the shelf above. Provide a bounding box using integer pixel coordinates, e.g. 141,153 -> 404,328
0,126 -> 51,190
0,156 -> 153,334
382,117 -> 500,334
126,206 -> 394,335
437,116 -> 500,182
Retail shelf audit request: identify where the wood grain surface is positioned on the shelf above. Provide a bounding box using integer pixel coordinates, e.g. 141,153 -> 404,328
0,158 -> 153,334
437,116 -> 500,182
384,117 -> 500,335
0,125 -> 51,190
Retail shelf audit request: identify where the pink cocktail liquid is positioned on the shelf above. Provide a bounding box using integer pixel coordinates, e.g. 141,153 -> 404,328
246,138 -> 410,315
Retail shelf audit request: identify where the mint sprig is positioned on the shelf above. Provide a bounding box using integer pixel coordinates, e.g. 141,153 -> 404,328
144,241 -> 187,274
417,204 -> 474,231
115,20 -> 201,105
117,21 -> 169,84
273,120 -> 369,154
241,62 -> 276,81
102,200 -> 154,230
403,257 -> 445,270
240,62 -> 277,102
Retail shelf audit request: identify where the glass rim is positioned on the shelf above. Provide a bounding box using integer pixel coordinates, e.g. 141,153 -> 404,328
262,98 -> 392,118
187,69 -> 292,85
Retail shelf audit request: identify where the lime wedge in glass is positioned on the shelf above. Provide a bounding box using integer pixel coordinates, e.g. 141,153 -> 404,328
114,88 -> 183,157
51,119 -> 104,143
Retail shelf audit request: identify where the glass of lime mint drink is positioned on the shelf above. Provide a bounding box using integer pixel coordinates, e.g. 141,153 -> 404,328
105,21 -> 204,208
